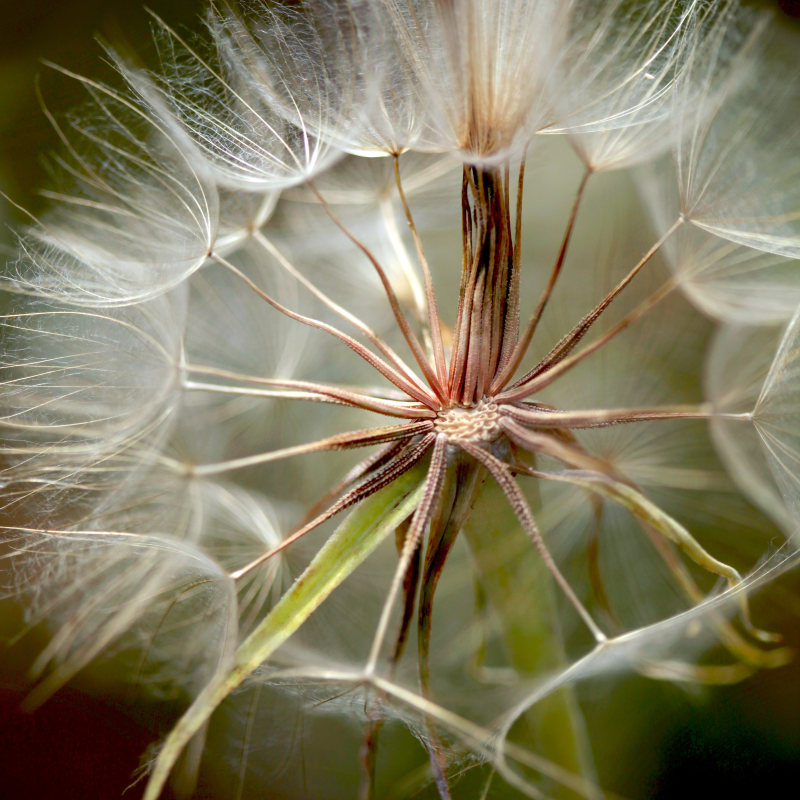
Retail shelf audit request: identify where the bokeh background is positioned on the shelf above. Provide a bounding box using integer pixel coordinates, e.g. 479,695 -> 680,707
1,2 -> 800,798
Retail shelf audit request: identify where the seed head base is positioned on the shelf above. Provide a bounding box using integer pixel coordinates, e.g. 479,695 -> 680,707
434,399 -> 502,443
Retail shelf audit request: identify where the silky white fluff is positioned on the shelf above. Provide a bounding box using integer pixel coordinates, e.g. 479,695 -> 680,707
1,3 -> 799,799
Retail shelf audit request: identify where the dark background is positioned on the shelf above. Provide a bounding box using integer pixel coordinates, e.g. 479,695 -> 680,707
0,0 -> 205,245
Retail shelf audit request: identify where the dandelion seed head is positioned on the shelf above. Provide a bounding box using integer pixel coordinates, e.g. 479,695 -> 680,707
2,2 -> 799,798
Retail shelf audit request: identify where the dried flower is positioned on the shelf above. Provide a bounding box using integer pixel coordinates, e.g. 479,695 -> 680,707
2,2 -> 799,799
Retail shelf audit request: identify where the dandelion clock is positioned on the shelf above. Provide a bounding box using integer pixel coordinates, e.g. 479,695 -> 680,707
2,2 -> 800,799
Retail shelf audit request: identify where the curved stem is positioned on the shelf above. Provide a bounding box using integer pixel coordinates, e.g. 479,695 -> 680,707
500,418 -> 622,479
523,465 -> 786,656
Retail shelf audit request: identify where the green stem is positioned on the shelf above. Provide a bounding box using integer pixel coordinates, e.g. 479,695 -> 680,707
143,464 -> 428,800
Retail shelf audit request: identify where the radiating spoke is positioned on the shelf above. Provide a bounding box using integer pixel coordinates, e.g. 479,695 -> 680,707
501,403 -> 716,429
295,440 -> 412,528
189,421 -> 434,478
492,167 -> 592,392
213,254 -> 439,407
456,439 -> 606,643
183,376 -> 435,419
252,230 -> 428,392
230,433 -> 435,579
502,219 -> 683,399
307,182 -> 447,401
366,435 -> 447,673
392,154 -> 448,387
499,279 -> 680,402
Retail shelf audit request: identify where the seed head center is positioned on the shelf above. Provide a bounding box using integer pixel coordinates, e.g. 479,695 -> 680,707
434,400 -> 502,443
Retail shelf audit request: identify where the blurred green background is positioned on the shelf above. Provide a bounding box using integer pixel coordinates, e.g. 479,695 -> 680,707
0,0 -> 205,251
1,2 -> 800,799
